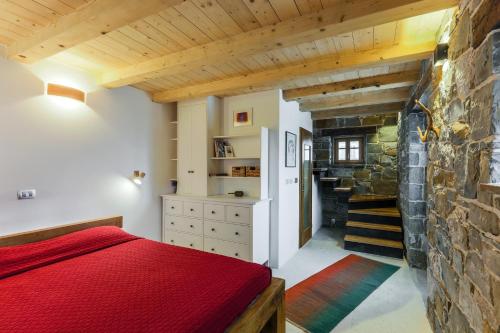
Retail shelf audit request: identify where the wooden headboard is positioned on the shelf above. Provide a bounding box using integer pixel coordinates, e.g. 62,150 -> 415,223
0,216 -> 123,247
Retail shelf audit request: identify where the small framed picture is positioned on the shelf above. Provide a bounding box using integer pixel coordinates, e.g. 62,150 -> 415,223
285,131 -> 297,167
233,108 -> 253,127
224,145 -> 235,157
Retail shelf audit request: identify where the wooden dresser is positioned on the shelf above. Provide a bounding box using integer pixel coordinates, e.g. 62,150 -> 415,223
161,194 -> 270,265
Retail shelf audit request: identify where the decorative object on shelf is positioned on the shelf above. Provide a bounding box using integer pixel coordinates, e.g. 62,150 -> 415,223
228,191 -> 244,197
214,139 -> 226,157
132,170 -> 146,185
47,83 -> 85,103
170,179 -> 178,193
246,166 -> 260,177
233,108 -> 253,127
415,99 -> 441,142
224,145 -> 235,157
232,166 -> 246,177
285,131 -> 297,167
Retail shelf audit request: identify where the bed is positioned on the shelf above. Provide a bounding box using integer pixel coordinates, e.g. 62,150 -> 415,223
0,216 -> 285,333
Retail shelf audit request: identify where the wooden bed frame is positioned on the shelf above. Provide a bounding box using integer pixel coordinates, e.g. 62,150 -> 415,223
0,216 -> 285,333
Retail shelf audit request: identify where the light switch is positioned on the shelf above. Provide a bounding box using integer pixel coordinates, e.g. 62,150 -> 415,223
17,189 -> 36,200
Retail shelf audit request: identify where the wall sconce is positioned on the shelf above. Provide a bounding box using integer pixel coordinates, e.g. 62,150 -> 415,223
415,99 -> 441,142
433,43 -> 449,67
47,83 -> 86,103
132,170 -> 146,185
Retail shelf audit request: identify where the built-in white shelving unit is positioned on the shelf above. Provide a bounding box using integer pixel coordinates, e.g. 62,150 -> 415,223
209,127 -> 269,200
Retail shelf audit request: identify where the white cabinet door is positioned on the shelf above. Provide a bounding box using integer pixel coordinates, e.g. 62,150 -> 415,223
190,105 -> 207,196
178,105 -> 192,194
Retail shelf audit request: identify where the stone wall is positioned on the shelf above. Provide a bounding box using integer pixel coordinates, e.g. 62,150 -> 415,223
314,114 -> 399,227
408,0 -> 500,331
398,62 -> 430,269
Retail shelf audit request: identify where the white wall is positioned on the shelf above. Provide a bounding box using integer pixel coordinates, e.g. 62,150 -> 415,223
0,58 -> 175,240
277,95 -> 320,266
222,90 -> 320,268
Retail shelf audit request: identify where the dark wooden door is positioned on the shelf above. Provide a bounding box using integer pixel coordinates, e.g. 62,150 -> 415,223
299,127 -> 313,247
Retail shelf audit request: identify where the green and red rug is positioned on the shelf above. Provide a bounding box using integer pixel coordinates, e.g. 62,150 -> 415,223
285,254 -> 399,333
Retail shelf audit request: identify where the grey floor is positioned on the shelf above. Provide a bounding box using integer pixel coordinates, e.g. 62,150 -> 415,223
272,228 -> 431,333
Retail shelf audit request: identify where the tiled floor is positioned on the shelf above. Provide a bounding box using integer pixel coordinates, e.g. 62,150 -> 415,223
272,228 -> 431,333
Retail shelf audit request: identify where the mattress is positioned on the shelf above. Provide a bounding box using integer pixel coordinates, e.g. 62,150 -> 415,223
0,226 -> 271,333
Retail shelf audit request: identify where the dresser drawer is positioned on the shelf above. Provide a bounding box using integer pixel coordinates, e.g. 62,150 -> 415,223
183,201 -> 203,218
226,205 -> 250,224
165,216 -> 203,236
165,230 -> 203,251
204,203 -> 225,221
204,221 -> 250,244
204,237 -> 250,261
165,199 -> 183,216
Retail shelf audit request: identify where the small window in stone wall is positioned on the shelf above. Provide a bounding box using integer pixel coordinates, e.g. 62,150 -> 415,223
334,136 -> 365,164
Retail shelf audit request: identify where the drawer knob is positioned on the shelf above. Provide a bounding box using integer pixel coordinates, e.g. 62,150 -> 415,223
170,240 -> 174,243
211,210 -> 215,214
170,222 -> 174,225
211,248 -> 215,251
235,253 -> 239,257
235,232 -> 239,236
190,225 -> 194,228
171,206 -> 175,209
190,208 -> 194,212
235,213 -> 239,217
190,243 -> 194,247
211,228 -> 215,232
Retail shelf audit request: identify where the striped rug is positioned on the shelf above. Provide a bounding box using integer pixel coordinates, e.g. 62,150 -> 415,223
285,254 -> 400,333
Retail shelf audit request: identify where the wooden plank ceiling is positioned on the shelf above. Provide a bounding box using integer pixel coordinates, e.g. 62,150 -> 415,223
0,0 -> 456,119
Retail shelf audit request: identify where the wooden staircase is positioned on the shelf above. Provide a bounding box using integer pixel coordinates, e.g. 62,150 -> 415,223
343,195 -> 404,258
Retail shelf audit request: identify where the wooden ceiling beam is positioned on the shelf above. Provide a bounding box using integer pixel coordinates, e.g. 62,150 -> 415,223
300,87 -> 411,112
311,102 -> 405,119
152,42 -> 434,103
7,0 -> 185,63
100,0 -> 457,88
283,70 -> 420,101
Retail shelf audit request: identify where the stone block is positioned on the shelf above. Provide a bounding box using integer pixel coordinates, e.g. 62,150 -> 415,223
409,200 -> 427,217
353,168 -> 370,179
384,115 -> 398,126
372,180 -> 397,195
464,142 -> 480,198
474,30 -> 500,86
469,80 -> 500,141
383,142 -> 397,156
448,305 -> 473,333
367,143 -> 382,154
455,48 -> 475,99
366,153 -> 379,165
482,241 -> 500,277
409,152 -> 420,166
406,248 -> 427,269
465,251 -> 491,300
471,0 -> 500,48
366,134 -> 379,143
361,115 -> 383,126
380,155 -> 395,166
441,256 -> 460,301
470,202 -> 500,236
409,184 -> 424,200
382,167 -> 397,179
409,167 -> 426,183
378,125 -> 398,142
448,8 -> 471,60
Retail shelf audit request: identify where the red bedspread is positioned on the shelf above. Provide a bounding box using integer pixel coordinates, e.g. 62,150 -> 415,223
0,226 -> 271,333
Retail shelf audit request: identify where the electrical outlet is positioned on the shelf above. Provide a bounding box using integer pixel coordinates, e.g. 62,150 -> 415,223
17,189 -> 36,200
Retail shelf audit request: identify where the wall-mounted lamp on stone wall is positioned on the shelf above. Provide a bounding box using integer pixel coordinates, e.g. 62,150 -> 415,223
433,43 -> 449,67
415,99 -> 440,143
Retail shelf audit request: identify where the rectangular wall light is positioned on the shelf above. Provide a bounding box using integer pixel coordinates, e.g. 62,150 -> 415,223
47,83 -> 85,103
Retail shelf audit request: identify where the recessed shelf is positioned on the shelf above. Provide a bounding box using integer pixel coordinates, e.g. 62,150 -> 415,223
171,138 -> 178,141
210,176 -> 260,179
213,134 -> 259,139
170,121 -> 178,124
171,158 -> 178,161
211,157 -> 260,160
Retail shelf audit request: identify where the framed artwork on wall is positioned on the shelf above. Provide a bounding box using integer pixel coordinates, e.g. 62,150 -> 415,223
233,108 -> 253,127
285,131 -> 297,167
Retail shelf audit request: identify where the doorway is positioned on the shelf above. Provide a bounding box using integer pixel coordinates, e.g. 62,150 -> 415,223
299,127 -> 313,247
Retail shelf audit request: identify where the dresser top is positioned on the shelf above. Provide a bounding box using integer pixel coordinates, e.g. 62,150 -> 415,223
161,194 -> 270,205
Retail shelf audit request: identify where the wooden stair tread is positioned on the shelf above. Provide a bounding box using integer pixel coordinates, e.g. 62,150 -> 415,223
344,235 -> 404,249
346,221 -> 402,232
349,194 -> 397,203
348,207 -> 401,217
